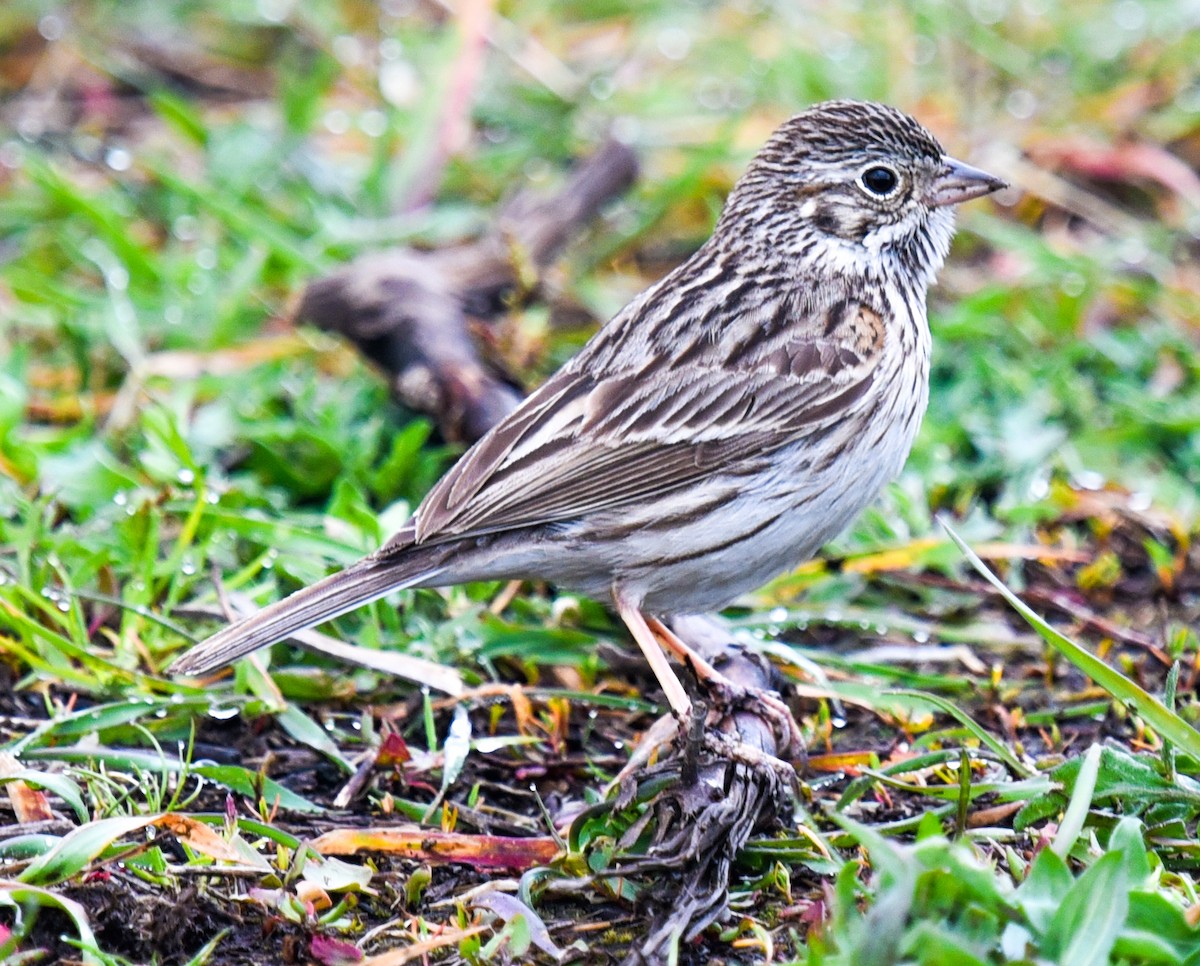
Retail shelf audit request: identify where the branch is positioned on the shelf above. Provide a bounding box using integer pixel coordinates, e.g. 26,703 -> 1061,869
296,139 -> 638,442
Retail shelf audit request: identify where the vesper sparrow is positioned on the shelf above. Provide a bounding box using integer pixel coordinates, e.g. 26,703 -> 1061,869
173,101 -> 1006,723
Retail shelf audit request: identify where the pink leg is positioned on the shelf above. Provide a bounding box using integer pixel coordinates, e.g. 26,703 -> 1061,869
612,588 -> 693,719
646,616 -> 803,756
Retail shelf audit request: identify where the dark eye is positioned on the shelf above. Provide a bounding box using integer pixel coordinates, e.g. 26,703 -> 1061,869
859,166 -> 899,197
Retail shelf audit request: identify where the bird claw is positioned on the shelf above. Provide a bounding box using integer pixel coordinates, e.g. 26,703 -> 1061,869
700,728 -> 800,789
689,671 -> 804,761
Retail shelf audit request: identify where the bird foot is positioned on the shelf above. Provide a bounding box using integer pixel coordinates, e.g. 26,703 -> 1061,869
703,676 -> 805,760
645,617 -> 803,758
700,728 -> 801,789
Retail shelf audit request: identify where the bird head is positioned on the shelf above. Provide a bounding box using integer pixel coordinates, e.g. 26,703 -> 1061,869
723,100 -> 1007,284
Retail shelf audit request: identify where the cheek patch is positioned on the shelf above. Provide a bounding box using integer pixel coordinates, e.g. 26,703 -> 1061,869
813,207 -> 839,233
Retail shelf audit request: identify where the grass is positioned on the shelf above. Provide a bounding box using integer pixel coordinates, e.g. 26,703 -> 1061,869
2,0 -> 1200,962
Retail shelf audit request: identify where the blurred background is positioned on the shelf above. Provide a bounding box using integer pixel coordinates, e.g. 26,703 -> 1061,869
1,0 -> 1197,656
2,3 -> 1199,960
3,0 -> 1199,523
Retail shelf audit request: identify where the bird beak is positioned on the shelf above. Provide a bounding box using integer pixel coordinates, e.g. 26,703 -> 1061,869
925,157 -> 1008,207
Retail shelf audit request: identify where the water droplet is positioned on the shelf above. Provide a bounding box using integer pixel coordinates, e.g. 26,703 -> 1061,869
587,709 -> 598,720
380,60 -> 418,107
913,630 -> 930,644
331,34 -> 363,66
769,607 -> 788,623
180,555 -> 197,576
613,740 -> 624,750
1004,89 -> 1037,120
824,609 -> 843,624
172,215 -> 199,241
523,157 -> 551,182
360,109 -> 387,138
57,598 -> 70,612
0,141 -> 22,169
105,146 -> 132,172
1113,0 -> 1146,31
1118,237 -> 1148,266
324,109 -> 351,135
195,248 -> 217,271
38,14 -> 65,41
154,707 -> 168,718
207,706 -> 239,720
113,491 -> 128,506
696,78 -> 732,112
969,0 -> 1008,25
831,717 -> 847,729
611,116 -> 639,144
589,76 -> 615,101
258,0 -> 293,22
656,26 -> 691,60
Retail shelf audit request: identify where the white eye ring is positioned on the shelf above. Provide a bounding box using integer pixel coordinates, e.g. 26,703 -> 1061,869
857,164 -> 901,198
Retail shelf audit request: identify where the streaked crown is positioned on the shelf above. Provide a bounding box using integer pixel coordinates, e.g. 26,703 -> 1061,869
719,100 -> 998,285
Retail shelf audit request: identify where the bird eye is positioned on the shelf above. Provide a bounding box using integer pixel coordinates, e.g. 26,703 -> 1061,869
859,165 -> 900,197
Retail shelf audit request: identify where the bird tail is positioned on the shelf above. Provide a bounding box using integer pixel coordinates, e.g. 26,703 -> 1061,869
170,533 -> 443,675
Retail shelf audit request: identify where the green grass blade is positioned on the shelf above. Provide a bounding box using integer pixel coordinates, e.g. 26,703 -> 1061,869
941,518 -> 1200,762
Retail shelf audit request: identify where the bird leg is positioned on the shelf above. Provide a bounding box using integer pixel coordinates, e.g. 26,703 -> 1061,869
611,589 -> 803,759
612,590 -> 693,720
646,617 -> 803,757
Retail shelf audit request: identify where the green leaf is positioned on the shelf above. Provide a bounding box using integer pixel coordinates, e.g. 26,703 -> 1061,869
942,520 -> 1200,762
1118,891 -> 1200,962
24,747 -> 323,814
1052,743 -> 1102,858
276,705 -> 354,773
888,689 -> 1031,777
0,882 -> 103,965
17,815 -> 155,886
1045,850 -> 1129,966
902,922 -> 989,966
0,770 -> 89,823
1015,846 -> 1074,936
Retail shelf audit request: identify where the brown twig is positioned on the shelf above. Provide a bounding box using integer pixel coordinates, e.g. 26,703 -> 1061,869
296,138 -> 638,442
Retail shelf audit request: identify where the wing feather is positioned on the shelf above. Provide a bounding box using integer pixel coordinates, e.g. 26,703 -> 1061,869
414,294 -> 882,543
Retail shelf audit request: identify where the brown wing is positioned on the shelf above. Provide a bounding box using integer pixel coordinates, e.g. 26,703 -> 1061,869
411,298 -> 883,544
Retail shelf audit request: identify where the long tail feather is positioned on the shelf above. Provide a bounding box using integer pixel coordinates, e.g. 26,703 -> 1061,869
170,548 -> 443,675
